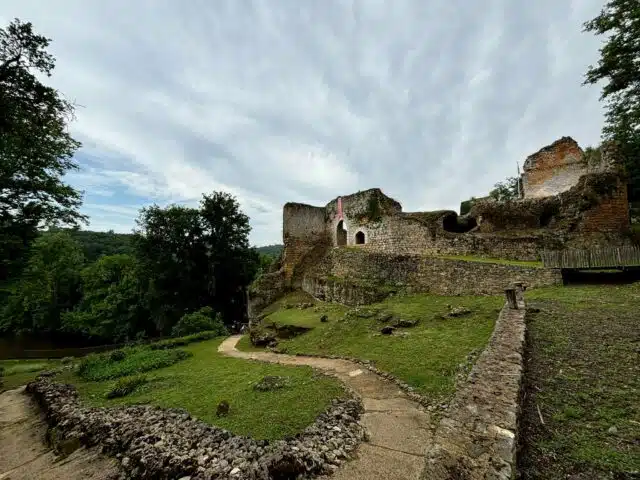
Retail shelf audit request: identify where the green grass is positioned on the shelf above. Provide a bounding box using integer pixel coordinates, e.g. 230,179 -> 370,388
435,254 -> 543,268
0,359 -> 59,391
244,291 -> 503,401
519,282 -> 640,478
58,338 -> 345,440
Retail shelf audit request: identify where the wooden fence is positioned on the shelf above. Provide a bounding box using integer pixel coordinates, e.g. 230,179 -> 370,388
541,246 -> 640,269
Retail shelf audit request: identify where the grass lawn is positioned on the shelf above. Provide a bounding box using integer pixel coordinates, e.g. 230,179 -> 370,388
58,337 -> 345,440
0,359 -> 59,391
244,291 -> 503,402
434,254 -> 543,268
519,283 -> 640,478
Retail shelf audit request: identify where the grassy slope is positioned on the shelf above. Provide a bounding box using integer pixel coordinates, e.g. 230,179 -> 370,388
247,291 -> 503,401
435,254 -> 543,268
58,338 -> 344,440
519,283 -> 640,478
0,359 -> 59,391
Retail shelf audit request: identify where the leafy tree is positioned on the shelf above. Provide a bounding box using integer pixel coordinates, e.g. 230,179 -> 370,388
0,19 -> 85,281
133,192 -> 258,334
583,1 -> 640,200
171,306 -> 227,337
489,176 -> 520,202
61,254 -> 149,342
1,232 -> 84,335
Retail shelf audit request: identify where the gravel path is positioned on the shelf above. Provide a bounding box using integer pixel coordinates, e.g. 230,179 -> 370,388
218,335 -> 434,480
0,386 -> 119,480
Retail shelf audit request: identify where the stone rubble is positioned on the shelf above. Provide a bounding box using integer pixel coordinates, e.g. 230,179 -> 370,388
26,377 -> 367,480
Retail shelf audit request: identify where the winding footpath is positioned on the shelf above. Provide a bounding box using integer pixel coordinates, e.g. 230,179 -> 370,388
218,335 -> 434,480
0,386 -> 118,480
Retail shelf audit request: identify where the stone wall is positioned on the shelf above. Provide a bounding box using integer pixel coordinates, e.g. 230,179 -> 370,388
580,179 -> 630,233
421,294 -> 527,479
304,249 -> 561,299
522,137 -> 586,199
282,203 -> 328,282
248,270 -> 286,322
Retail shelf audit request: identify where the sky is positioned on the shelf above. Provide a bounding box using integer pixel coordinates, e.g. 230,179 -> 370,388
1,0 -> 608,246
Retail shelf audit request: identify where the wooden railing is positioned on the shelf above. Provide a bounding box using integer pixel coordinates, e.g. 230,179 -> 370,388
541,246 -> 640,269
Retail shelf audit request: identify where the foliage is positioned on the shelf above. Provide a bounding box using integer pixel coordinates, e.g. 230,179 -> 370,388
149,330 -> 220,350
61,254 -> 149,342
60,338 -> 345,440
489,176 -> 520,202
133,192 -> 259,334
171,307 -> 228,337
77,346 -> 191,381
583,1 -> 640,201
105,374 -> 147,399
1,232 -> 85,335
52,228 -> 134,262
0,19 -> 86,282
255,244 -> 283,258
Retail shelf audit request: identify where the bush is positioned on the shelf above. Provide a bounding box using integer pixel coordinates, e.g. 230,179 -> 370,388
106,375 -> 148,399
109,350 -> 126,362
78,346 -> 192,381
149,331 -> 218,350
171,307 -> 228,337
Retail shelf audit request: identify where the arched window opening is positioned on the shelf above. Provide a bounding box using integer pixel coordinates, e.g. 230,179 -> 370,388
355,231 -> 365,245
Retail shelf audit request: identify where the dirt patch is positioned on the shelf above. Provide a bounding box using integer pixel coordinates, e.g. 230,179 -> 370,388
0,386 -> 119,480
519,285 -> 640,479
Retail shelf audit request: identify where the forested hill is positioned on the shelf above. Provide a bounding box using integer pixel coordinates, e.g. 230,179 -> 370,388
51,229 -> 283,262
256,244 -> 283,258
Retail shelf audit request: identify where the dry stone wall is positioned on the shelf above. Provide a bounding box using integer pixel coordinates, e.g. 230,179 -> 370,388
304,249 -> 561,299
421,295 -> 527,479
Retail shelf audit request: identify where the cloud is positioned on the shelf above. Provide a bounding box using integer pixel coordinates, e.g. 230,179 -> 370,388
0,0 -> 607,245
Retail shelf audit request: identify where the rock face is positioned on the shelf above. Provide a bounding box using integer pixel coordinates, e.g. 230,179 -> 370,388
26,377 -> 367,480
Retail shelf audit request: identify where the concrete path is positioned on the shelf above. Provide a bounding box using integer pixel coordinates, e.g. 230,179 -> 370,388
0,387 -> 119,480
218,335 -> 434,480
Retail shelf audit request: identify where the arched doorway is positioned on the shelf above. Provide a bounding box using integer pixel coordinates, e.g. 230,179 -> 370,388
355,231 -> 365,244
336,220 -> 347,246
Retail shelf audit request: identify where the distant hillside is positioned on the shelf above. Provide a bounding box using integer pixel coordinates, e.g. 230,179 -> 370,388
255,244 -> 283,258
46,229 -> 134,263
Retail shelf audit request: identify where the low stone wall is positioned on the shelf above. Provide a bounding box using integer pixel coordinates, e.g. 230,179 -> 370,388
308,249 -> 561,299
421,295 -> 527,479
27,377 -> 367,480
301,275 -> 392,306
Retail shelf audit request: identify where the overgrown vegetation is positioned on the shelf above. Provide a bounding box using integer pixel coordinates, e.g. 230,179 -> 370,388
244,291 -> 502,401
171,307 -> 228,337
519,284 -> 640,478
583,0 -> 640,202
77,346 -> 191,381
105,374 -> 148,399
435,255 -> 543,268
58,337 -> 345,440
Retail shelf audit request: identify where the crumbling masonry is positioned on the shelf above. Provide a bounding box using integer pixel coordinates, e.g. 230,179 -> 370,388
249,137 -> 631,318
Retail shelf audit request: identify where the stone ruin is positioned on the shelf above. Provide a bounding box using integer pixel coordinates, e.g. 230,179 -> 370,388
249,137 -> 631,318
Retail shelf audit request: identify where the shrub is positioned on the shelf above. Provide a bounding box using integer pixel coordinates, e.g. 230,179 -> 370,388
149,331 -> 218,350
171,307 -> 228,337
109,350 -> 126,362
78,346 -> 192,381
61,356 -> 75,365
106,375 -> 148,399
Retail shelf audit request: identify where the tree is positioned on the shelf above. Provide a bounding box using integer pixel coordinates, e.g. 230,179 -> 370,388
583,1 -> 640,200
1,232 -> 84,335
61,254 -> 149,342
489,176 -> 520,202
0,19 -> 85,281
133,192 -> 258,334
